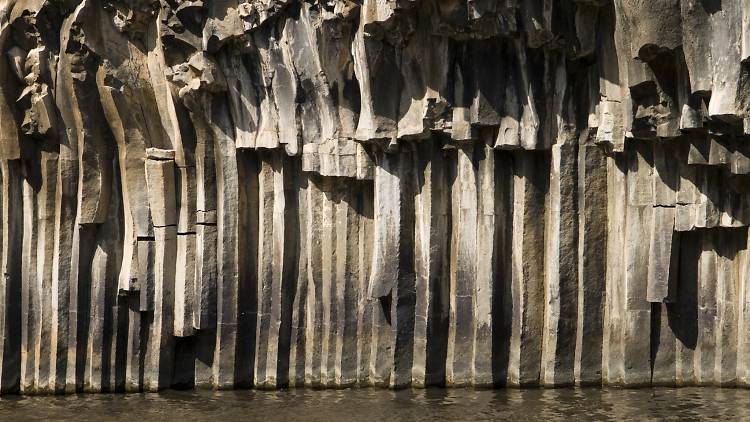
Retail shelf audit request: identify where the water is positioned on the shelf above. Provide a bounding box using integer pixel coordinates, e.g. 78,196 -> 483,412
1,387 -> 748,421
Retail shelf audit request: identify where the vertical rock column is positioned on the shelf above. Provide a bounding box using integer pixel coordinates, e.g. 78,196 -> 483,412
472,136 -> 499,386
541,138 -> 579,386
20,157 -> 38,393
366,150 -> 400,386
254,151 -> 296,388
446,143 -> 477,386
142,150 -> 177,391
508,151 -> 548,386
623,141 -> 653,386
574,139 -> 607,385
411,139 -> 450,387
0,160 -> 22,393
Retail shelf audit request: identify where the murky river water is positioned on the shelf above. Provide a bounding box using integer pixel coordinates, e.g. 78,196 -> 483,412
1,387 -> 749,421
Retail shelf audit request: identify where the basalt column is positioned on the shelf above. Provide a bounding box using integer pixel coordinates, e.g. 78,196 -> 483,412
2,0 -> 750,393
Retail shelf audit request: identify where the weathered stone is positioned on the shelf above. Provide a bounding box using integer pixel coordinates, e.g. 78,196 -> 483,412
3,0 -> 750,395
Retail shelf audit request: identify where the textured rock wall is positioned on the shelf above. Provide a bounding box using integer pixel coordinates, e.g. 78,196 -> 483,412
1,0 -> 750,393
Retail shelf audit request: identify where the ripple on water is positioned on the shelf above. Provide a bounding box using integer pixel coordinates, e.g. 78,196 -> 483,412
1,387 -> 749,421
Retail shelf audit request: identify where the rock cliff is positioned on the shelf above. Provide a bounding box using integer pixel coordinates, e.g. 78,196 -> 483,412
1,0 -> 750,392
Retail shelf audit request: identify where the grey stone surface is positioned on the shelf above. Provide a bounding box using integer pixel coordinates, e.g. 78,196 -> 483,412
1,0 -> 750,393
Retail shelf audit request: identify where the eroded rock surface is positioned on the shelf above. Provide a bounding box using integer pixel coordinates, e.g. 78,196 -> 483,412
1,0 -> 750,392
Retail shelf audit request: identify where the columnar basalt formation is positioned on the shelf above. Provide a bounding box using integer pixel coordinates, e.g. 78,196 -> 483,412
1,0 -> 750,393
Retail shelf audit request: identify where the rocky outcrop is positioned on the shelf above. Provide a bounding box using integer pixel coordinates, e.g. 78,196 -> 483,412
1,0 -> 750,393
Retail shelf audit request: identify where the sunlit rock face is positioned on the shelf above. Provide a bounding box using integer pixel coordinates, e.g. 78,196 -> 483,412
1,0 -> 750,394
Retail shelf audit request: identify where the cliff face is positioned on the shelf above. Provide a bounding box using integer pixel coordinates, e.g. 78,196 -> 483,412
0,0 -> 749,393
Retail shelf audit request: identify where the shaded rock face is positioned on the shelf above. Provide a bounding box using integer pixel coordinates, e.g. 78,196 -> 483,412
1,0 -> 750,394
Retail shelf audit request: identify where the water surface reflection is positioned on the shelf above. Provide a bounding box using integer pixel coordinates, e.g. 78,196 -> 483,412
1,387 -> 747,421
